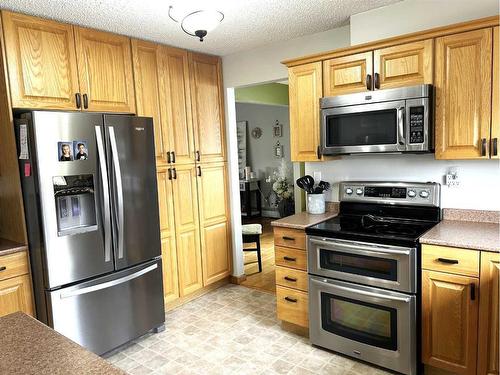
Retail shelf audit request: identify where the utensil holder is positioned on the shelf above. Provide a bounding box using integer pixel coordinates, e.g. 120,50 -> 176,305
307,193 -> 325,214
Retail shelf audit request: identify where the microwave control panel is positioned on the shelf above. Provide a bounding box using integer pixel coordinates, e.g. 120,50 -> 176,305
409,106 -> 425,144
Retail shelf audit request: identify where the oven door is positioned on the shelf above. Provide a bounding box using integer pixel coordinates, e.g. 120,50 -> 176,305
309,276 -> 416,375
321,100 -> 406,155
308,236 -> 416,293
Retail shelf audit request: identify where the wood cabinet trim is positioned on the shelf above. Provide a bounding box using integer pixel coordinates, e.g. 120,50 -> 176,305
282,16 -> 499,67
491,27 -> 499,159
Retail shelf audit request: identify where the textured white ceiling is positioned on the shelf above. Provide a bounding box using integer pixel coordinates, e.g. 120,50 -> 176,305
0,0 -> 401,56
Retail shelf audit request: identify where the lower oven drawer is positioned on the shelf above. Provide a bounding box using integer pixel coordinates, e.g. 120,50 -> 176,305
276,266 -> 308,291
275,246 -> 307,271
309,275 -> 416,375
276,285 -> 308,327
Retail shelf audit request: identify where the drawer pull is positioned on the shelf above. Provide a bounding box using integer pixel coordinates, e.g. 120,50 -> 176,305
437,257 -> 459,265
0,266 -> 6,272
470,283 -> 476,300
284,276 -> 297,282
282,236 -> 295,241
284,297 -> 297,303
283,256 -> 296,262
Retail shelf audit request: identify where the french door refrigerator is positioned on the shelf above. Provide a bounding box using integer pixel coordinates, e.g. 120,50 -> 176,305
15,111 -> 165,355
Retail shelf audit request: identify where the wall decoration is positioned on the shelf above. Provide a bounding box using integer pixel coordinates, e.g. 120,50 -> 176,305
273,120 -> 282,137
274,141 -> 283,158
251,127 -> 262,139
236,121 -> 247,179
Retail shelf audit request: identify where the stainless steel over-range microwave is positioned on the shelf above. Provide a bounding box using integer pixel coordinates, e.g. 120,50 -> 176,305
320,84 -> 433,155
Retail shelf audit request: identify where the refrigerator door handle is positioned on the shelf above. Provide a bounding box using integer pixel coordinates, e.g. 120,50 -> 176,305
59,263 -> 158,299
95,126 -> 112,262
108,126 -> 125,259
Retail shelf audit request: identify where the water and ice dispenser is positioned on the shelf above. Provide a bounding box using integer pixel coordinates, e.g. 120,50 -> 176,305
53,174 -> 97,236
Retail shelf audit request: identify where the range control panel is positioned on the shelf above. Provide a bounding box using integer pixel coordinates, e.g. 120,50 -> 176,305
340,181 -> 440,207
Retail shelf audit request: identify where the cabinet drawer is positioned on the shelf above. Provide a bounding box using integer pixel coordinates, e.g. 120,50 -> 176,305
276,285 -> 308,327
276,266 -> 308,292
0,251 -> 29,282
275,246 -> 307,271
273,227 -> 306,250
422,245 -> 479,277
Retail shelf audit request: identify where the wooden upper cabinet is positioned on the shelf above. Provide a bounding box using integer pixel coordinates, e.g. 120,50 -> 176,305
189,52 -> 225,163
373,39 -> 433,89
323,51 -> 372,96
196,162 -> 231,285
163,48 -> 195,165
132,40 -> 169,164
74,27 -> 135,113
435,28 -> 492,159
422,270 -> 479,375
478,252 -> 500,375
491,27 -> 499,160
289,62 -> 323,161
1,11 -> 80,109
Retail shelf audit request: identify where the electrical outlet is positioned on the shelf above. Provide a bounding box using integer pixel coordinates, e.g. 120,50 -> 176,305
446,167 -> 460,188
313,171 -> 322,182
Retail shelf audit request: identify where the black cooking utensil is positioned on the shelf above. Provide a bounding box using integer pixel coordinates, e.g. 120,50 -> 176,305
296,175 -> 315,193
318,181 -> 330,192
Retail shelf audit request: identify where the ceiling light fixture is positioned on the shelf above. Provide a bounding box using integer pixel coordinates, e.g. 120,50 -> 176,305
168,6 -> 224,42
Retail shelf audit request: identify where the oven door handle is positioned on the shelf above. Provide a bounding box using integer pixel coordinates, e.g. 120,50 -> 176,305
310,238 -> 411,256
324,281 -> 411,303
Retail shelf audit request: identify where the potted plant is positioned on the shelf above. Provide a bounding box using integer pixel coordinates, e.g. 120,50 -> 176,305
272,160 -> 295,218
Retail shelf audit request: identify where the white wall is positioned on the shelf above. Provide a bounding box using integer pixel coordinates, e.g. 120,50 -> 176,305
350,0 -> 499,45
236,103 -> 291,216
223,26 -> 351,277
306,155 -> 500,210
306,0 -> 500,211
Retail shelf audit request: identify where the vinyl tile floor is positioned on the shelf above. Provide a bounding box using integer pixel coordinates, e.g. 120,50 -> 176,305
105,284 -> 392,375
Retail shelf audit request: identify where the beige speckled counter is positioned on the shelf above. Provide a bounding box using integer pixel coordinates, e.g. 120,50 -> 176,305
271,211 -> 338,230
420,220 -> 500,252
0,312 -> 125,375
0,238 -> 27,256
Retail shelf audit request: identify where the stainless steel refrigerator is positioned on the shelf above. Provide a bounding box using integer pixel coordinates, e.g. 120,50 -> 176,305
15,111 -> 165,355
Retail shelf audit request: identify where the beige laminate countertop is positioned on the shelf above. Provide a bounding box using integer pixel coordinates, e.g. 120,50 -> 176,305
271,211 -> 338,230
0,238 -> 27,256
420,220 -> 500,252
0,312 -> 125,375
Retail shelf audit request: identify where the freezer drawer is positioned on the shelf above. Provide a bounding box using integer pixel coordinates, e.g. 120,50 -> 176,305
47,259 -> 165,355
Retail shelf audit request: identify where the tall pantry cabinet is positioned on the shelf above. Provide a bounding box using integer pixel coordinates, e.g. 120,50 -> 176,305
132,41 -> 231,307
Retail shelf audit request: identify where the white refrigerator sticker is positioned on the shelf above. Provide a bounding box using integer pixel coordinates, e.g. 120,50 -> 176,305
18,124 -> 29,159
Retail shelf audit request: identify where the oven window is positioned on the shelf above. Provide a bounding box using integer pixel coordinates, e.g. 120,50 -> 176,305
325,109 -> 397,147
321,292 -> 397,351
319,250 -> 397,281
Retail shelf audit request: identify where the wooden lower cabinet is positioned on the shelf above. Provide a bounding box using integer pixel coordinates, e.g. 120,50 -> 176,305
422,269 -> 479,374
276,286 -> 308,328
0,274 -> 33,317
477,252 -> 500,375
161,235 -> 179,304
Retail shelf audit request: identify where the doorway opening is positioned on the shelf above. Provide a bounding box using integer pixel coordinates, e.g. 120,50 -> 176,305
233,81 -> 296,294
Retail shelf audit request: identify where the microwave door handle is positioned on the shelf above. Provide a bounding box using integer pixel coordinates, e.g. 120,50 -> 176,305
323,281 -> 411,303
397,106 -> 405,145
95,126 -> 111,263
108,126 -> 124,260
310,238 -> 411,256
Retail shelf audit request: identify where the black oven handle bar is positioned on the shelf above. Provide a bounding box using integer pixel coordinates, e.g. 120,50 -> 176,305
314,278 -> 411,303
309,238 -> 412,256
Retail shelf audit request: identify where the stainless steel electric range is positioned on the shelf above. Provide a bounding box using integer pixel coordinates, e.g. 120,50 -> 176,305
306,181 -> 441,375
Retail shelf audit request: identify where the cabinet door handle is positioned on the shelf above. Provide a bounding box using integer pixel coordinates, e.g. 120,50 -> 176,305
283,256 -> 296,262
168,168 -> 172,180
470,283 -> 476,300
171,151 -> 176,163
75,93 -> 82,109
317,145 -> 321,160
437,257 -> 459,264
83,94 -> 89,109
172,168 -> 177,179
0,266 -> 6,272
366,74 -> 372,90
284,297 -> 297,303
167,151 -> 171,164
197,166 -> 202,177
492,138 -> 498,156
282,236 -> 295,241
284,276 -> 297,282
481,138 -> 487,156
374,72 -> 380,89
196,150 -> 201,162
